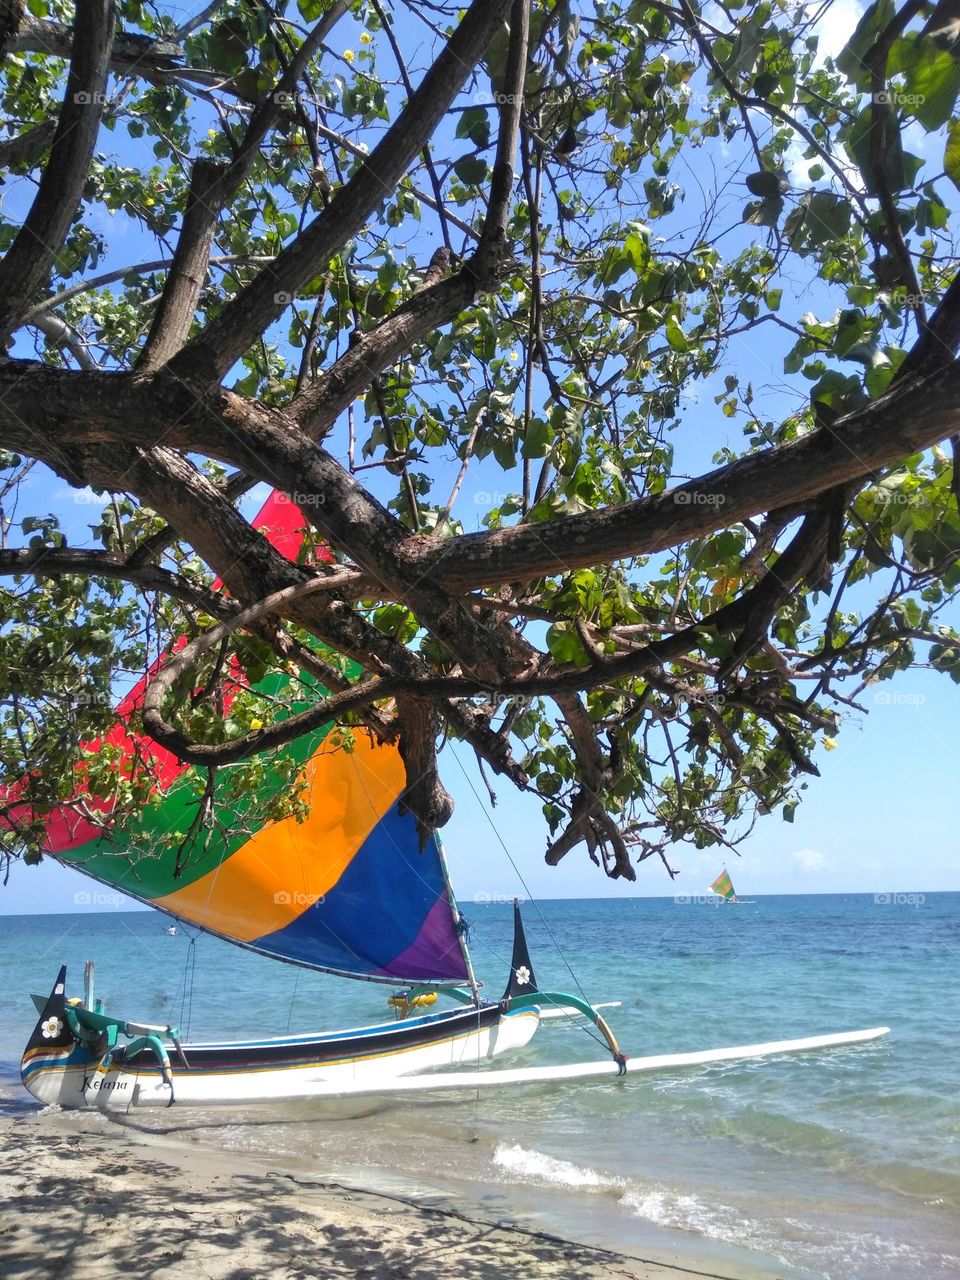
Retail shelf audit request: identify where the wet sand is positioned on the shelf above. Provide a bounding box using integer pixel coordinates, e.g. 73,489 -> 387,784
0,1111 -> 786,1279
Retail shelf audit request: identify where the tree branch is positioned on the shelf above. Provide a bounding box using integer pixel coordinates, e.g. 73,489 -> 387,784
137,159 -> 228,373
165,0 -> 513,385
470,0 -> 528,281
0,119 -> 56,171
67,440 -> 526,812
290,246 -> 463,435
0,545 -> 239,618
0,8 -> 181,75
399,362 -> 960,592
5,355 -> 960,604
23,256 -> 276,324
0,0 -> 116,341
139,5 -> 351,372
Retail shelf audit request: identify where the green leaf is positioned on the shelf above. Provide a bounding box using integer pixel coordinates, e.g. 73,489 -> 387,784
623,222 -> 651,270
836,0 -> 895,91
745,170 -> 788,197
845,106 -> 906,195
207,18 -> 249,75
536,771 -> 564,796
455,107 -> 491,149
946,120 -> 960,193
888,34 -> 960,132
545,623 -> 589,666
744,195 -> 784,227
453,155 -> 487,186
805,191 -> 852,243
665,315 -> 689,352
523,417 -> 553,459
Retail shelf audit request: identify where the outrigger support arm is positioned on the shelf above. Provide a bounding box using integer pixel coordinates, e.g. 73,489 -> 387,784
64,1003 -> 181,1094
504,990 -> 628,1072
500,902 -> 627,1073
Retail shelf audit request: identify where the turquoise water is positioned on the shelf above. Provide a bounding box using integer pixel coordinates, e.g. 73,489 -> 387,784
1,894 -> 958,1278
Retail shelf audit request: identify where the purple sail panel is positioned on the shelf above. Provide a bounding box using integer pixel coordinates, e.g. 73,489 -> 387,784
381,896 -> 468,982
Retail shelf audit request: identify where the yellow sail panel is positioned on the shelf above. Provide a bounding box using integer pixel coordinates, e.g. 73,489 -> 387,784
152,733 -> 404,942
710,869 -> 736,900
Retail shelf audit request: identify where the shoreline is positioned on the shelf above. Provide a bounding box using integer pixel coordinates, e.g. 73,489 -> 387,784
0,1109 -> 790,1280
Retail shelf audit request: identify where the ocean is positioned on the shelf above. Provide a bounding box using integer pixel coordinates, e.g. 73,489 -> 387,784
1,893 -> 957,1279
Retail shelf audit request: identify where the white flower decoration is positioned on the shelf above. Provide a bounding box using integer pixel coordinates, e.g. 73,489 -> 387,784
514,965 -> 531,987
40,1017 -> 63,1040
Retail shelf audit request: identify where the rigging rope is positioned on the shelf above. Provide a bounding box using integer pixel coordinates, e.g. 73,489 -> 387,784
453,750 -> 595,1004
286,966 -> 301,1035
465,926 -> 609,1054
176,932 -> 198,1041
451,750 -> 611,1054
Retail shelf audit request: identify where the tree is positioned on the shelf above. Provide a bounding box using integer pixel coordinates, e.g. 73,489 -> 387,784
2,0 -> 960,882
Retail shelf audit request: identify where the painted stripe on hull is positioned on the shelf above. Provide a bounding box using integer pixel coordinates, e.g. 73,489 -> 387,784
21,1003 -> 506,1080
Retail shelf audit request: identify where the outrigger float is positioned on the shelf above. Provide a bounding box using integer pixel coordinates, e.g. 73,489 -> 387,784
15,489 -> 889,1111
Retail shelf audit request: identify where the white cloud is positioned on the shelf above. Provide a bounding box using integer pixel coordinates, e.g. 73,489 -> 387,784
811,0 -> 865,62
792,847 -> 830,872
53,485 -> 102,506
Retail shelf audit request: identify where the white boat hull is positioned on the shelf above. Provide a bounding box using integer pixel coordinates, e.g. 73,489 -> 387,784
23,1005 -> 541,1110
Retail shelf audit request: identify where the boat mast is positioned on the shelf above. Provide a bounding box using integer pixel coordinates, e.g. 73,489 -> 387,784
436,835 -> 480,1003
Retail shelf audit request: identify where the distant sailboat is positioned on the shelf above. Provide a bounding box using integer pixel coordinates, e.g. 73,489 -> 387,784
710,869 -> 737,901
710,869 -> 754,903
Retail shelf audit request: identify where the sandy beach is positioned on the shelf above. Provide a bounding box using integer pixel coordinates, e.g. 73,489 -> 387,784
0,1111 -> 786,1280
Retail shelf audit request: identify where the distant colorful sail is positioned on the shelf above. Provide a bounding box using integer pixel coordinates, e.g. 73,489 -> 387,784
4,491 -> 469,986
710,869 -> 737,902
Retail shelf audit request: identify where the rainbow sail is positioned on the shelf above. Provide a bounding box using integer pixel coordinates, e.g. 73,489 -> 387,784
4,492 -> 469,986
709,869 -> 737,902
